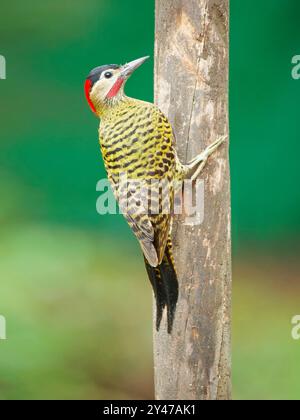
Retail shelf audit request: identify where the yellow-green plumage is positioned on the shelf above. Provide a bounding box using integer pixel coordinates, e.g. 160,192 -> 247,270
99,98 -> 182,332
99,98 -> 183,265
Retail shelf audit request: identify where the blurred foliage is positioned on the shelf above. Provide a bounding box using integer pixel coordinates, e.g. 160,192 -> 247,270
230,0 -> 300,250
233,258 -> 300,400
0,0 -> 299,400
0,226 -> 154,399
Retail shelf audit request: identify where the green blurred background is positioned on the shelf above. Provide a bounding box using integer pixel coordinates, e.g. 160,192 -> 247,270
0,0 -> 299,400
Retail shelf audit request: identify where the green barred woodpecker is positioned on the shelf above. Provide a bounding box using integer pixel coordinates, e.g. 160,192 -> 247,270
85,56 -> 226,333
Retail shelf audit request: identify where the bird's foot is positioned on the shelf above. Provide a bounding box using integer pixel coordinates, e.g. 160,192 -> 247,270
187,135 -> 227,181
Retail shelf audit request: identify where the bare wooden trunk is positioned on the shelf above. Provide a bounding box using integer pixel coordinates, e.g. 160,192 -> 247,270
153,0 -> 231,400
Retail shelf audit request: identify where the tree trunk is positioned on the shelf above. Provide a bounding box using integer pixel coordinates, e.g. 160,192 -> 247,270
153,0 -> 231,400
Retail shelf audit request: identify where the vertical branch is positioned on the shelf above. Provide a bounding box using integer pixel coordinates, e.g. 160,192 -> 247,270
154,0 -> 231,400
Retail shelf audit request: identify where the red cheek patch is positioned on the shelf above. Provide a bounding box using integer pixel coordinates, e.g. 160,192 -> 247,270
84,79 -> 97,114
107,78 -> 124,99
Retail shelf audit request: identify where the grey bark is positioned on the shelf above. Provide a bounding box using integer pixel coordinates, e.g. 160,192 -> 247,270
153,0 -> 231,400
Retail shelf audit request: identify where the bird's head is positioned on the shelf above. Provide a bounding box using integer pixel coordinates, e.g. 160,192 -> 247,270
84,56 -> 149,116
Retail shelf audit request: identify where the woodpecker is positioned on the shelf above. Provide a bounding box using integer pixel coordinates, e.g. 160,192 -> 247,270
85,56 -> 226,333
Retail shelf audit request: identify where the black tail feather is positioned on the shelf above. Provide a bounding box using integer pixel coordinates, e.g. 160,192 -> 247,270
159,247 -> 179,333
144,244 -> 179,333
144,259 -> 166,330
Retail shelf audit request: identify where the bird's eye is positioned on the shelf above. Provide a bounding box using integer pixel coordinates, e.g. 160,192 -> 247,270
104,72 -> 113,79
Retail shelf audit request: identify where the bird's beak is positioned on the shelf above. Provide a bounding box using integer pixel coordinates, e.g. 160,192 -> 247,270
120,56 -> 150,79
